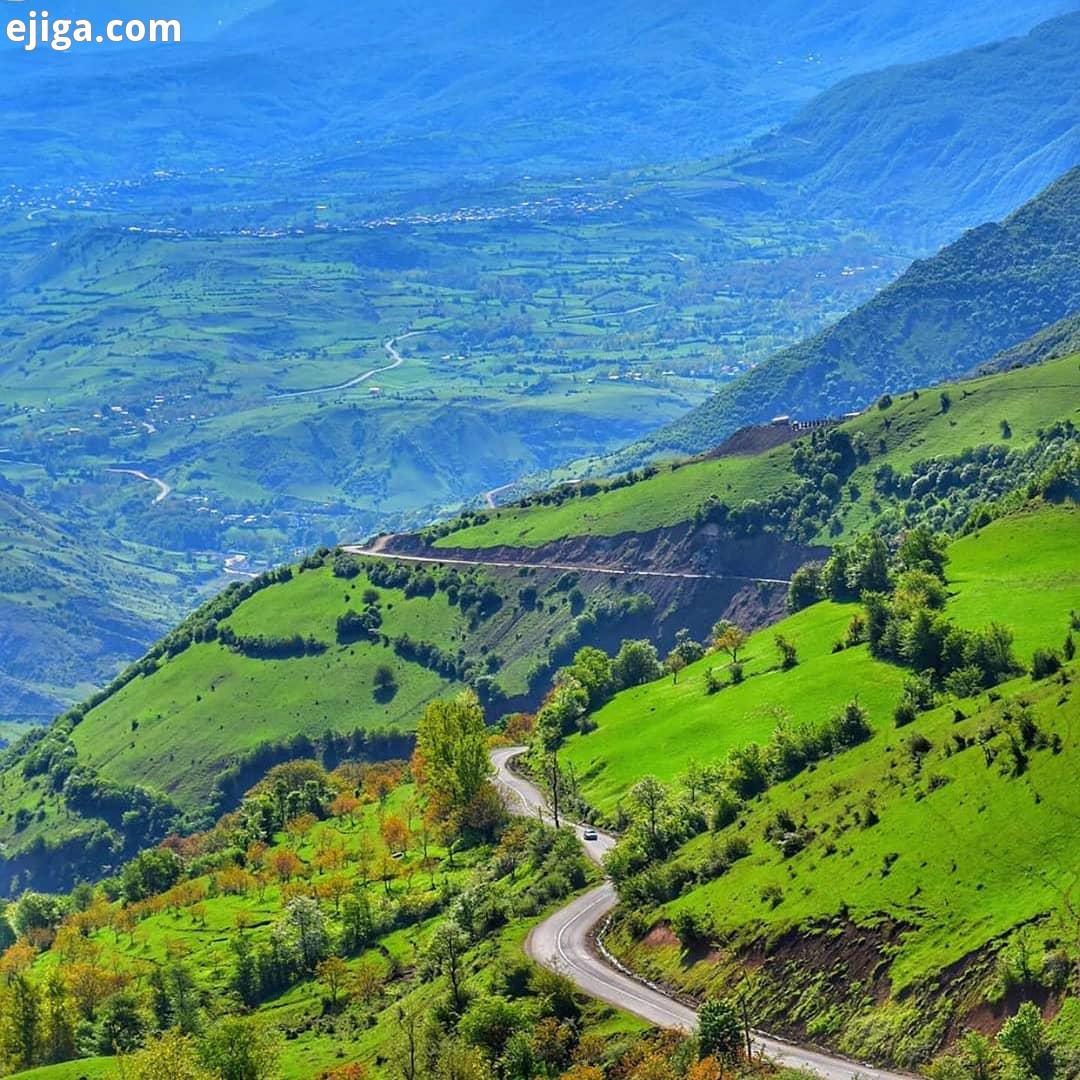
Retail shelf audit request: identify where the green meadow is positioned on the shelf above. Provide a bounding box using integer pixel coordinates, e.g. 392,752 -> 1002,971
563,506 -> 1080,815
439,452 -> 794,549
614,658 -> 1080,1046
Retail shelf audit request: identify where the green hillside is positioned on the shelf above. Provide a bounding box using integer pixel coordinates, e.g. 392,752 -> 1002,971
608,644 -> 1080,1065
517,504 -> 1079,1067
559,505 -> 1080,817
0,547 -> 705,891
1,409 -> 1077,1078
437,352 -> 1080,551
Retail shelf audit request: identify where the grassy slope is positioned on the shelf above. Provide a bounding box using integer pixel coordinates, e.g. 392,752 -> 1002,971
658,664 -> 1080,993
564,601 -> 902,813
0,555 -> 635,861
564,506 -> 1080,816
14,782 -> 639,1080
65,568 -> 462,809
443,353 -> 1080,550
64,561 -> 589,810
440,452 -> 794,549
571,506 -> 1080,1065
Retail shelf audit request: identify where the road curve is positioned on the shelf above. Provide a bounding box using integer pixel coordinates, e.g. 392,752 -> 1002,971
484,481 -> 518,509
107,467 -> 171,504
344,546 -> 791,586
491,747 -> 912,1080
269,331 -> 424,400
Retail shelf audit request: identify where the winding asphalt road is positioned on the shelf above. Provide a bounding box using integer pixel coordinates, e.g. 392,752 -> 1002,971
491,747 -> 911,1080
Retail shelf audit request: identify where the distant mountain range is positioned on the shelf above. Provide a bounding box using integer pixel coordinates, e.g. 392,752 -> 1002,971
729,11 -> 1080,240
0,0 -> 1069,189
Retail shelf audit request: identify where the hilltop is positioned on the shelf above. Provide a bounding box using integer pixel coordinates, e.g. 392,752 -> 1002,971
423,352 -> 1080,554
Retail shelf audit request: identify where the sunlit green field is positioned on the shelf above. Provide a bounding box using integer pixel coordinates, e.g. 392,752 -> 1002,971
620,658 -> 1080,1022
563,505 -> 1080,813
440,452 -> 795,549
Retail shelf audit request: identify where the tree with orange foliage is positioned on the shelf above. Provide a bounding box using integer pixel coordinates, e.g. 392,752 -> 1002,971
329,761 -> 366,793
350,956 -> 386,1004
0,940 -> 36,978
73,896 -> 112,935
317,955 -> 349,1010
618,1031 -> 683,1080
685,1057 -> 725,1080
52,922 -> 94,964
216,866 -> 256,896
65,962 -> 128,1020
280,881 -> 312,905
285,812 -> 318,845
504,712 -> 535,743
380,813 -> 411,854
314,844 -> 347,874
269,848 -> 304,883
572,1033 -> 606,1067
320,874 -> 351,915
246,840 -> 268,870
322,1064 -> 369,1080
114,905 -> 140,944
363,762 -> 403,809
530,1017 -> 577,1074
329,792 -> 361,827
560,1067 -> 604,1080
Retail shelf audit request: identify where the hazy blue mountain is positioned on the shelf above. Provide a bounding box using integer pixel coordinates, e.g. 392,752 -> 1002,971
0,1 -> 1068,188
729,12 -> 1080,242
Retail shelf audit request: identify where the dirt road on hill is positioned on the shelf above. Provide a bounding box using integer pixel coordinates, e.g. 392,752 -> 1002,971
342,543 -> 792,585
